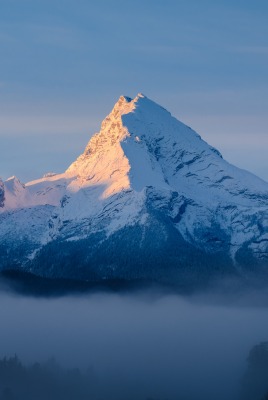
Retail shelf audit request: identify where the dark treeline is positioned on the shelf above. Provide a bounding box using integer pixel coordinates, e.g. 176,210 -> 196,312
0,356 -> 97,400
241,342 -> 268,400
0,356 -> 171,400
1,343 -> 268,400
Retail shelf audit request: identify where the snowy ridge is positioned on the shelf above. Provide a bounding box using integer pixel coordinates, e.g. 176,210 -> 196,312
0,94 -> 268,283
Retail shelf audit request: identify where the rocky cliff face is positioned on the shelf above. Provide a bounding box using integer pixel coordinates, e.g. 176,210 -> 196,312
0,94 -> 268,285
0,179 -> 4,208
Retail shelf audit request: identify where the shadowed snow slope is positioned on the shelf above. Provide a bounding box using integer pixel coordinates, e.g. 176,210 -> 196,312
0,94 -> 268,285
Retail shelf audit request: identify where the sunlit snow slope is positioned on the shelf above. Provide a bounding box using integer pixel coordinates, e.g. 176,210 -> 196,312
0,94 -> 268,284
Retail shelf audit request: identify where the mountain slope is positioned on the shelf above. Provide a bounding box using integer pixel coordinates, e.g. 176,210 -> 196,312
0,94 -> 268,285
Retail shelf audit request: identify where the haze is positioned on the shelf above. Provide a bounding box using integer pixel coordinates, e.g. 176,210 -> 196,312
0,287 -> 268,400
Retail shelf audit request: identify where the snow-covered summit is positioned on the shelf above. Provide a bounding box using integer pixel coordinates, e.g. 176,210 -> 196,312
0,94 -> 268,284
66,93 -> 268,204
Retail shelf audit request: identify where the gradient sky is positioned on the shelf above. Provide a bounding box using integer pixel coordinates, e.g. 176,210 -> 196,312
0,0 -> 268,182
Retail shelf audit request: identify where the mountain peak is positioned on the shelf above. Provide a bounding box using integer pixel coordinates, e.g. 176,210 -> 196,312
109,93 -> 151,121
1,94 -> 268,283
6,175 -> 19,182
65,93 -> 175,196
5,175 -> 25,193
5,175 -> 24,188
119,95 -> 132,103
65,93 -> 268,202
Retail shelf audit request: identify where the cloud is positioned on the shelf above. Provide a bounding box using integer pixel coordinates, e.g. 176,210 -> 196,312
134,44 -> 195,56
0,21 -> 86,50
29,24 -> 86,50
0,115 -> 99,136
234,46 -> 268,55
0,289 -> 267,400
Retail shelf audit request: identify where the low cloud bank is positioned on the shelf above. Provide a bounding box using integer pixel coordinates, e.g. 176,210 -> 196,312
0,287 -> 268,400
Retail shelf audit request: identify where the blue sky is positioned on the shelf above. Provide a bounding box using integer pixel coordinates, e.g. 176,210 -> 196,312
1,0 -> 268,182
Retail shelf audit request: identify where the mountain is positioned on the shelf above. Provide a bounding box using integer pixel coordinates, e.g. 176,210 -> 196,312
0,93 -> 268,286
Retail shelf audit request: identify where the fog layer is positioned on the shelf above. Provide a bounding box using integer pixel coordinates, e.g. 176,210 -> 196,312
0,289 -> 267,400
